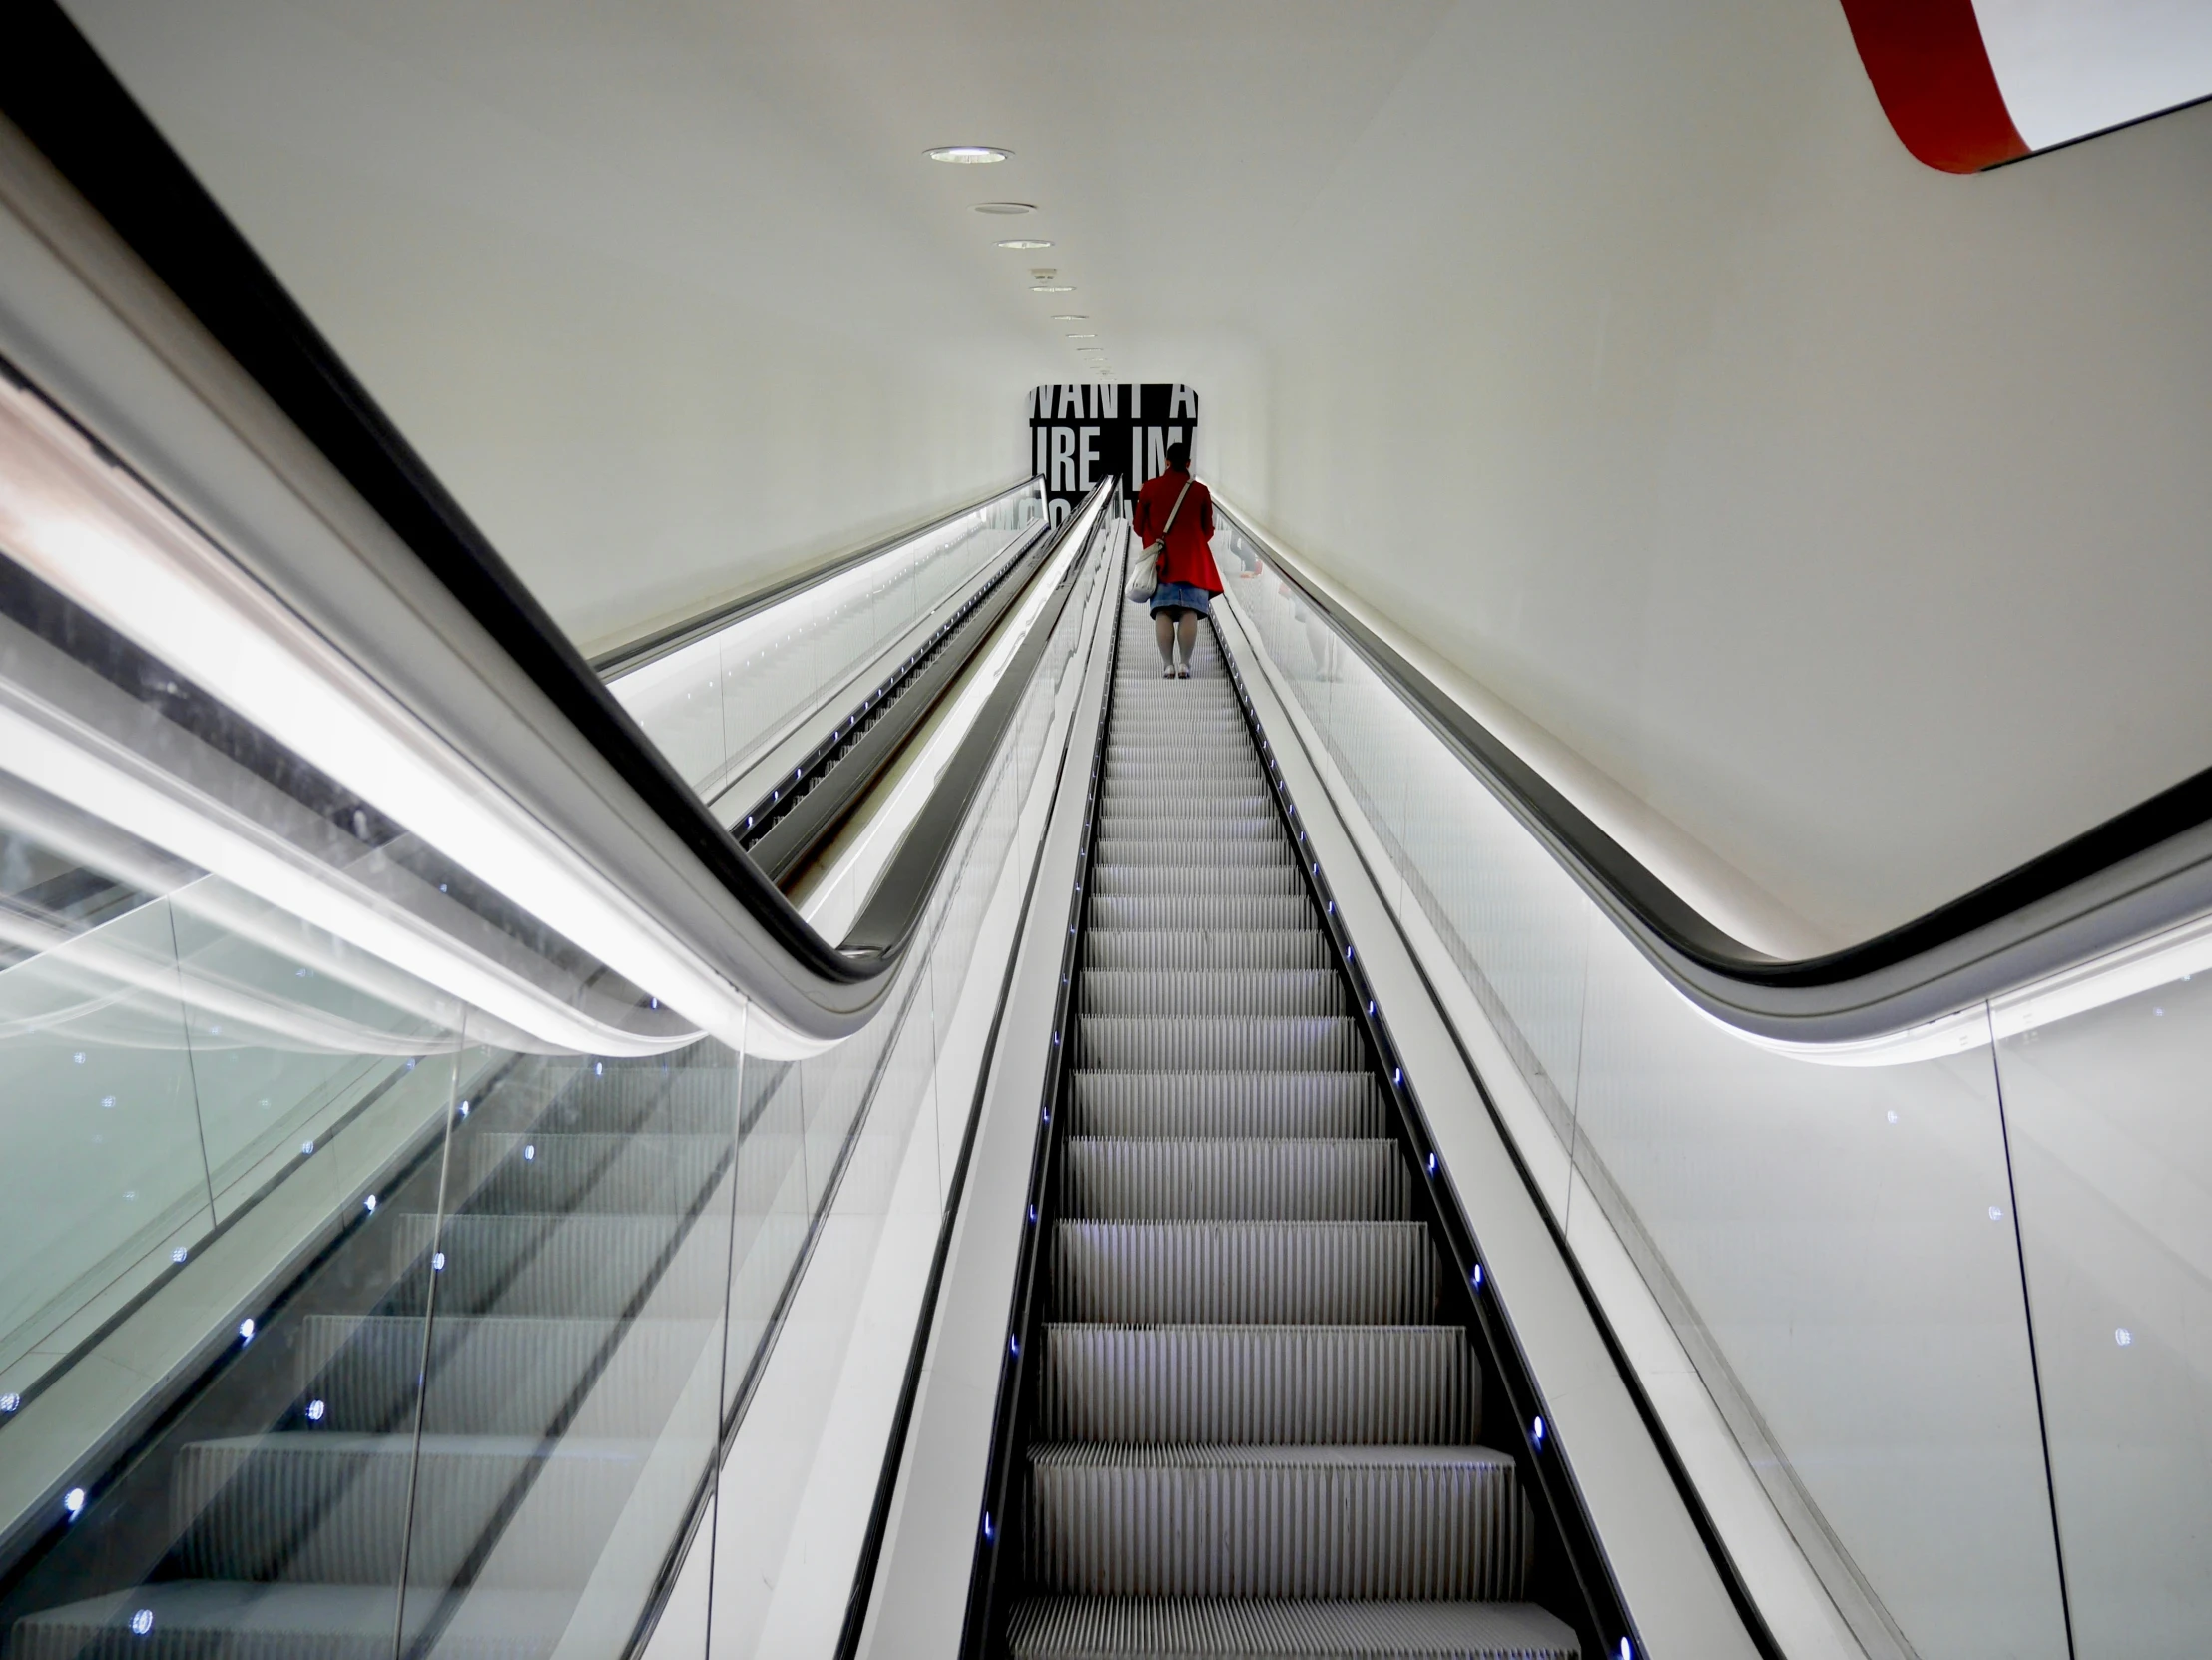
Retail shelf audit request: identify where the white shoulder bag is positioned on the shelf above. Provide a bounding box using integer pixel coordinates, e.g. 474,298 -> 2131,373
1126,476 -> 1194,604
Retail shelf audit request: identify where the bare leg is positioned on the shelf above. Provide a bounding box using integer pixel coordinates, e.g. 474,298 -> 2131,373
1155,612 -> 1176,667
1177,613 -> 1198,667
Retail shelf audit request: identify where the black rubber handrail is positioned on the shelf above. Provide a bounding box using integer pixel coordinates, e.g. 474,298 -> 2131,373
1218,501 -> 2212,1041
843,500 -> 1106,959
0,2 -> 1064,1009
740,516 -> 1056,881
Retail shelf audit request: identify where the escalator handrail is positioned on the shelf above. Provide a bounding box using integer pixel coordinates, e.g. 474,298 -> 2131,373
589,478 -> 1041,680
0,6 -> 1089,1041
740,514 -> 1059,882
1215,498 -> 2212,1043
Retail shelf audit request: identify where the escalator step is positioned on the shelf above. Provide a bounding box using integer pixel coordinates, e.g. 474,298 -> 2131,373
1005,1596 -> 1577,1660
1091,846 -> 1296,877
295,1314 -> 715,1437
1106,736 -> 1249,752
469,1069 -> 741,1137
376,1212 -> 725,1318
169,1433 -> 644,1586
1080,930 -> 1332,974
1052,1221 -> 1437,1324
1078,969 -> 1346,1018
1023,1443 -> 1530,1599
1038,1324 -> 1479,1444
1090,864 -> 1301,897
1093,793 -> 1275,814
1061,1138 -> 1411,1221
440,1133 -> 730,1216
1069,1072 -> 1386,1139
1099,781 -> 1273,804
1087,896 -> 1315,932
5,1583 -> 575,1660
1101,781 -> 1269,803
1095,819 -> 1282,847
1076,1016 -> 1364,1072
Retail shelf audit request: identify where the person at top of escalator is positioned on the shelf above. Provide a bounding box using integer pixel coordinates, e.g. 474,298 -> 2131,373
1132,442 -> 1220,679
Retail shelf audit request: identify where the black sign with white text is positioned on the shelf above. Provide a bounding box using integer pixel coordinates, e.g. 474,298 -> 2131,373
1029,383 -> 1199,522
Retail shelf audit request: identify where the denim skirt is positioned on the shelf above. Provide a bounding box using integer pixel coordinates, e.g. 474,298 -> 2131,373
1148,581 -> 1214,617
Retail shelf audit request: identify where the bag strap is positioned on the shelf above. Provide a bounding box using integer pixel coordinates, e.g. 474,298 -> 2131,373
1152,476 -> 1195,543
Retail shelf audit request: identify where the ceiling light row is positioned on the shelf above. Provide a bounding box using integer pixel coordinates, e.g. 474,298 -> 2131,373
928,146 -> 1099,342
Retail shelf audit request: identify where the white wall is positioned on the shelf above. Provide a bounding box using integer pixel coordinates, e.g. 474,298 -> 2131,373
62,0 -> 1041,658
1205,0 -> 2212,946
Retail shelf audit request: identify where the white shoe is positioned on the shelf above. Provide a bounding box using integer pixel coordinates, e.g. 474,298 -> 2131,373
1161,664 -> 1177,678
1177,665 -> 1191,679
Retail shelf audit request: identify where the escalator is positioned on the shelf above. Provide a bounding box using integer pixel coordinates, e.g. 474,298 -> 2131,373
9,15 -> 2212,1657
998,606 -> 1575,1658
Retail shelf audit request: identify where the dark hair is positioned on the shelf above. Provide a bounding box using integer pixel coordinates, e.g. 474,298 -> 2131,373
1164,441 -> 1190,470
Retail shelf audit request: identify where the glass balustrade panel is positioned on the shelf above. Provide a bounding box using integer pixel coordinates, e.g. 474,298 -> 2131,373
1209,516 -> 2073,1660
1994,968 -> 2212,1657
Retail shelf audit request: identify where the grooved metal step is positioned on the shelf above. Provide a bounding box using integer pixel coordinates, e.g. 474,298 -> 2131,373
1078,970 -> 1345,1018
1051,1222 -> 1438,1324
465,1067 -> 740,1136
376,1211 -> 726,1317
438,1133 -> 729,1215
1006,1597 -> 1577,1659
1099,780 -> 1272,801
1068,1073 -> 1387,1139
1087,896 -> 1315,932
1061,1138 -> 1411,1221
1090,864 -> 1301,897
1094,832 -> 1286,859
295,1314 -> 713,1436
1080,931 -> 1333,974
7,1584 -> 574,1660
1076,1017 -> 1364,1072
1024,1443 -> 1531,1598
1039,1325 -> 1480,1443
170,1433 -> 644,1586
1097,782 -> 1273,804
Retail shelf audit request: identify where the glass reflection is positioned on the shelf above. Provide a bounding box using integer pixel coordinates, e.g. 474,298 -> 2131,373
1209,515 -> 2070,1659
1999,971 -> 2212,1655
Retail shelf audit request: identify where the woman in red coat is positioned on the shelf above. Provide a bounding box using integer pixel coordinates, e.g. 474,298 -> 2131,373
1131,442 -> 1220,679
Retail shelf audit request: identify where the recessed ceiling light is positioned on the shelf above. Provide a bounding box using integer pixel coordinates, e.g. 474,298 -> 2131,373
927,146 -> 1010,164
996,239 -> 1054,250
973,202 -> 1036,215
1065,333 -> 1098,339
1051,313 -> 1087,321
1032,284 -> 1075,293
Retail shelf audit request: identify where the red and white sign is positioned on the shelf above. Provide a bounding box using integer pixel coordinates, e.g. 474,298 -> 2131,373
1840,0 -> 2212,170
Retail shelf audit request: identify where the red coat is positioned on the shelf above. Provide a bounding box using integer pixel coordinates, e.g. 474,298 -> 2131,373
1132,470 -> 1221,594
